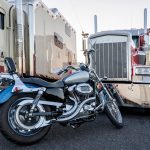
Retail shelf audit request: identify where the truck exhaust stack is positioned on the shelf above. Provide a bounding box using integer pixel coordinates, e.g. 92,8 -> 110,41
15,0 -> 24,74
94,15 -> 98,33
144,8 -> 147,34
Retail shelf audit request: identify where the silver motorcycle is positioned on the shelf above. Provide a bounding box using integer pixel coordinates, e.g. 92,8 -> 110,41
0,57 -> 123,145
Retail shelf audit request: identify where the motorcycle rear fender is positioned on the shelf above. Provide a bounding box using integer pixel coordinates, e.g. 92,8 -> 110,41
0,86 -> 14,104
0,83 -> 39,104
0,84 -> 64,104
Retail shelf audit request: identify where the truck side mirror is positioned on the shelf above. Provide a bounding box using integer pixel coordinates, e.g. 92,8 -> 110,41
4,57 -> 16,73
144,35 -> 149,46
88,49 -> 95,53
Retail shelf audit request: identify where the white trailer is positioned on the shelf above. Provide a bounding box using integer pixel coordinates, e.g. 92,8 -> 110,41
0,0 -> 76,77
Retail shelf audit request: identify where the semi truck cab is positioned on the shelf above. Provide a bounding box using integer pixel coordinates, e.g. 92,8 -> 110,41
88,29 -> 150,107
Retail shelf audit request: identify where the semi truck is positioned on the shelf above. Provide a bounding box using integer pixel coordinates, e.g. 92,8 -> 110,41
0,0 -> 77,79
88,10 -> 150,107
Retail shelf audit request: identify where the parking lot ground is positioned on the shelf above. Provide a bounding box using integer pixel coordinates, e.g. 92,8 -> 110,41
0,108 -> 150,150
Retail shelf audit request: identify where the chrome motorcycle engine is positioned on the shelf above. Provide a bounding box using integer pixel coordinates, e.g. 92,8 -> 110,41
75,83 -> 93,96
67,83 -> 94,114
65,84 -> 96,125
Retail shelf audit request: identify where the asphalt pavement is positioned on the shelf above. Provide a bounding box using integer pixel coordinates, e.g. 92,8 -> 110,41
0,110 -> 150,150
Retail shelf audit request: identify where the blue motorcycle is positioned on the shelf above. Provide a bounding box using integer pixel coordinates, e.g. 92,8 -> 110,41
0,57 -> 123,145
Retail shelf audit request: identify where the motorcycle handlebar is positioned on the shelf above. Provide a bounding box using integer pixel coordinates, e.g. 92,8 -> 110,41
57,70 -> 65,75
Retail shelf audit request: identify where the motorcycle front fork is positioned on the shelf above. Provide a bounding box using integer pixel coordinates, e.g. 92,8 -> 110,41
101,83 -> 114,101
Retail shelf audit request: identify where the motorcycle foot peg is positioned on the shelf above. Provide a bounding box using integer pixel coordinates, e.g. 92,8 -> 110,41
70,124 -> 81,129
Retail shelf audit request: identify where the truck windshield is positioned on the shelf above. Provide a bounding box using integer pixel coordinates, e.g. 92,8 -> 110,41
132,36 -> 139,48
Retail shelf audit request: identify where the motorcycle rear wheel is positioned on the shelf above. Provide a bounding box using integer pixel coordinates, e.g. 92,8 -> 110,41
105,101 -> 123,128
0,94 -> 51,145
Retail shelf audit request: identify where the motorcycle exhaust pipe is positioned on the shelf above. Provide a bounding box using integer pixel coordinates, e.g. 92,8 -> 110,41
62,97 -> 78,116
57,97 -> 96,122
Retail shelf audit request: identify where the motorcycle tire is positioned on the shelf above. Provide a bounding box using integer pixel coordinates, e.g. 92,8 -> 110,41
0,94 -> 51,145
105,101 -> 123,129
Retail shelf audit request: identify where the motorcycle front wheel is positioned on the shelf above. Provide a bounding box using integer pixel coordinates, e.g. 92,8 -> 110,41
0,94 -> 51,145
105,100 -> 123,129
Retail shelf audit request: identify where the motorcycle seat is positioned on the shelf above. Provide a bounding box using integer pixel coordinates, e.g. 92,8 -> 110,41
21,78 -> 64,88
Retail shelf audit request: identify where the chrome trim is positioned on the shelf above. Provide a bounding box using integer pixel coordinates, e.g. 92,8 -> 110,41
57,97 -> 96,122
127,34 -> 132,81
62,96 -> 78,116
94,15 -> 97,33
88,32 -> 132,81
15,100 -> 45,130
89,31 -> 132,39
15,0 -> 24,74
94,91 -> 105,111
76,83 -> 93,95
144,8 -> 147,34
39,101 -> 63,107
22,0 -> 39,75
68,85 -> 76,92
18,100 -> 63,107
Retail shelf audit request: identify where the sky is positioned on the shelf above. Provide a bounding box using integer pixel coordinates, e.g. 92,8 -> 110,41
42,0 -> 150,62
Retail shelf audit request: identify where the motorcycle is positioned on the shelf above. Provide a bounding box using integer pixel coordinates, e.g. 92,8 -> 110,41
0,57 -> 123,145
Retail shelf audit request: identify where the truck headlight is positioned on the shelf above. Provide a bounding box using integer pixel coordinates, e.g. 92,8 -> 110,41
135,67 -> 150,75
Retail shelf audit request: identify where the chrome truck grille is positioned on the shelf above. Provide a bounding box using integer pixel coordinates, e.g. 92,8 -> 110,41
89,33 -> 132,81
95,42 -> 127,79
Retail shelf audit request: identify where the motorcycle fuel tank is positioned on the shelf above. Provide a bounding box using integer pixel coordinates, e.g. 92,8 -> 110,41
63,71 -> 89,85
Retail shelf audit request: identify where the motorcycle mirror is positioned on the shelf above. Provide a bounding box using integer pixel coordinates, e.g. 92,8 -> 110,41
88,49 -> 95,54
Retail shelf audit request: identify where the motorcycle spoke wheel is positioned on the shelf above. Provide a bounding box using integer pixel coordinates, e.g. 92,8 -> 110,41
105,101 -> 123,128
8,100 -> 44,136
0,94 -> 51,145
107,102 -> 122,122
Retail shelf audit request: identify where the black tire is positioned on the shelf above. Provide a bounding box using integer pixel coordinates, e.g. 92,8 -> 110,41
105,101 -> 123,129
104,84 -> 124,106
0,94 -> 51,145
